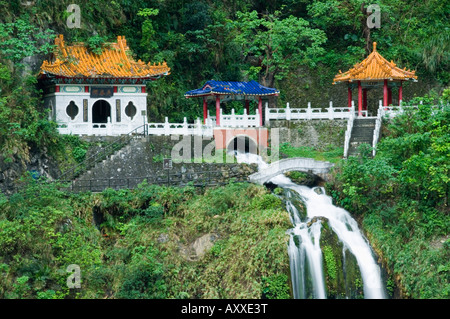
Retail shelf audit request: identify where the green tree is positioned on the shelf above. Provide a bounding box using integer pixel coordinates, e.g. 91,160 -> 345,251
0,15 -> 54,65
232,10 -> 327,87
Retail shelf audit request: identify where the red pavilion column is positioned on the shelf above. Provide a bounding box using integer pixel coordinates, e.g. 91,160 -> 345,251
258,97 -> 263,126
348,86 -> 352,108
383,79 -> 388,108
358,81 -> 362,116
363,88 -> 368,112
388,87 -> 392,106
215,95 -> 221,126
203,98 -> 207,124
398,81 -> 403,105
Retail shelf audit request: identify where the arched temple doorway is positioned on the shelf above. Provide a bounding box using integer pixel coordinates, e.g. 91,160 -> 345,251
92,100 -> 111,123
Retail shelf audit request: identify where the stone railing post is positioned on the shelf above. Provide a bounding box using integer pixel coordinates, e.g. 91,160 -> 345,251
164,117 -> 170,135
231,108 -> 236,127
183,117 -> 188,135
328,101 -> 334,120
255,108 -> 260,127
195,118 -> 202,136
286,102 -> 291,121
307,102 -> 312,120
243,107 -> 248,127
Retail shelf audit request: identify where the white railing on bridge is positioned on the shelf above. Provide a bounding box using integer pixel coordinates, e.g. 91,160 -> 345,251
265,101 -> 367,122
343,102 -> 356,158
147,117 -> 214,136
372,103 -> 383,157
58,102 -> 439,137
57,107 -> 260,137
58,120 -> 135,136
378,100 -> 444,118
59,117 -> 214,137
220,108 -> 260,128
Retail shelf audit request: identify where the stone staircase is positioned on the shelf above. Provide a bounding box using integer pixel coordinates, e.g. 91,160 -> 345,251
76,136 -> 147,181
58,125 -> 148,181
63,135 -> 254,193
347,118 -> 376,157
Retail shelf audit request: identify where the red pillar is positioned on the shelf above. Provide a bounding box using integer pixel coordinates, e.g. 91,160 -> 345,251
258,97 -> 263,126
358,81 -> 362,116
388,87 -> 392,106
383,79 -> 388,108
398,81 -> 403,105
215,95 -> 221,126
203,98 -> 207,124
245,99 -> 250,114
363,88 -> 368,112
348,86 -> 352,108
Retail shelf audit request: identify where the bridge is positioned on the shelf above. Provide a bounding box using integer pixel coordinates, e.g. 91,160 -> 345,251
248,157 -> 335,185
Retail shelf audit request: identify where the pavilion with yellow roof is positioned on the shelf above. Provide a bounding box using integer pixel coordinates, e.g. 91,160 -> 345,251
38,34 -> 170,135
333,42 -> 417,116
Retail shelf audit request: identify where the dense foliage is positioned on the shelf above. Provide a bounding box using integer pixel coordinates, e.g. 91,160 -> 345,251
0,0 -> 448,163
0,0 -> 449,300
0,181 -> 291,299
330,93 -> 449,298
1,0 -> 448,124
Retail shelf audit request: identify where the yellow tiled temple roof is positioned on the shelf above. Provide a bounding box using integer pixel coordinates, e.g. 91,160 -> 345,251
39,34 -> 170,79
333,42 -> 417,84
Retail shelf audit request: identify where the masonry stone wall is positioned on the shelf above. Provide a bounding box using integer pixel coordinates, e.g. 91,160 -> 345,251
75,135 -> 258,189
268,119 -> 347,150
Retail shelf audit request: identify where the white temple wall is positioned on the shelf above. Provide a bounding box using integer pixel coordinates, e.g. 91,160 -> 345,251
43,84 -> 148,135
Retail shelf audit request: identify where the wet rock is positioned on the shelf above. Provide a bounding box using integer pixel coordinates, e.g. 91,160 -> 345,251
313,187 -> 324,195
306,216 -> 328,227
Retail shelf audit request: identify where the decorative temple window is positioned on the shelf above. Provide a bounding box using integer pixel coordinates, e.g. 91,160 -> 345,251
66,101 -> 79,120
125,101 -> 137,120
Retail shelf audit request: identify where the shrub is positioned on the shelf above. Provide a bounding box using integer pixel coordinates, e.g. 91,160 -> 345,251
261,274 -> 291,299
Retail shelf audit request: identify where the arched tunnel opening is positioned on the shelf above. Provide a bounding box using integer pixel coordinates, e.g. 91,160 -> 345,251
227,135 -> 258,155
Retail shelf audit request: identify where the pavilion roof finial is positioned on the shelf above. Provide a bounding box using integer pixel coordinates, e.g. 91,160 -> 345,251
373,42 -> 377,52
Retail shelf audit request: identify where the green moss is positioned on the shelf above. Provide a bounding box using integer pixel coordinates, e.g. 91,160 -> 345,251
323,245 -> 337,280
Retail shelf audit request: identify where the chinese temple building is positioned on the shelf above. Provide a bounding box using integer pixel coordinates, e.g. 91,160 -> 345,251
333,42 -> 417,116
38,34 -> 170,135
184,80 -> 279,154
184,80 -> 280,126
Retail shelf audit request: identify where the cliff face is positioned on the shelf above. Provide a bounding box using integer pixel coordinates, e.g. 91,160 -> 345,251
0,144 -> 60,194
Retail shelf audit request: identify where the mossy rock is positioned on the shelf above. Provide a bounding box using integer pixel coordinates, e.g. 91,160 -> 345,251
320,219 -> 364,299
285,171 -> 321,187
283,188 -> 307,221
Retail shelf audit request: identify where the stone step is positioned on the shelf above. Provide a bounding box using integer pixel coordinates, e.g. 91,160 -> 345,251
354,118 -> 376,122
353,125 -> 376,129
352,125 -> 375,129
351,131 -> 374,136
351,134 -> 373,139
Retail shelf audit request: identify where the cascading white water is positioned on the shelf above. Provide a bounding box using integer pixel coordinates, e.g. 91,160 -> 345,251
235,152 -> 386,299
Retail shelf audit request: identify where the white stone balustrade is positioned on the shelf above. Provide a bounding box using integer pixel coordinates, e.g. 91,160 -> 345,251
265,102 -> 368,122
58,102 -> 428,137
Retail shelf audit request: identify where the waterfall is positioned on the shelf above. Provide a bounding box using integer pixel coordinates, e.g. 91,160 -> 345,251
235,152 -> 386,299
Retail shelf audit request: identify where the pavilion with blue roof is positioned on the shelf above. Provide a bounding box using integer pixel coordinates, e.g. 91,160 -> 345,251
184,80 -> 280,126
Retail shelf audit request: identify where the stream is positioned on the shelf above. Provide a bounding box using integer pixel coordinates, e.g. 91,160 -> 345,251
235,152 -> 386,299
